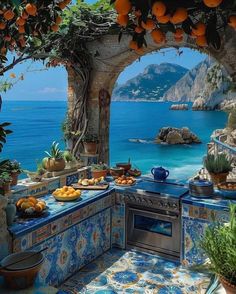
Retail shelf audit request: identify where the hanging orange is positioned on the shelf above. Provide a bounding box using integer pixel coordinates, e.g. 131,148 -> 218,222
51,24 -> 59,32
135,26 -> 144,33
170,8 -> 188,24
203,0 -> 222,8
196,35 -> 207,47
25,3 -> 37,16
174,36 -> 183,43
156,14 -> 170,24
18,26 -> 25,34
56,16 -> 62,25
21,11 -> 29,19
129,40 -> 139,50
228,15 -> 236,29
16,17 -> 26,26
58,1 -> 67,9
141,18 -> 155,30
174,28 -> 184,38
3,10 -> 15,21
0,22 -> 6,30
4,35 -> 11,42
192,22 -> 206,36
117,14 -> 129,27
152,1 -> 166,17
0,47 -> 7,55
115,0 -> 132,16
151,29 -> 165,43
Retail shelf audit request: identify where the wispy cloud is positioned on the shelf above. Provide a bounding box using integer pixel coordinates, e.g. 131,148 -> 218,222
38,87 -> 66,94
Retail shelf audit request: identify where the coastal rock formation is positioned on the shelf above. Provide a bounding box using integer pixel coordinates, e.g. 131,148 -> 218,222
170,104 -> 188,110
156,127 -> 201,145
192,97 -> 208,111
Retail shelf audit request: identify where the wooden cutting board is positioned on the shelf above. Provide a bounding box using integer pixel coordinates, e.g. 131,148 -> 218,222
72,183 -> 109,190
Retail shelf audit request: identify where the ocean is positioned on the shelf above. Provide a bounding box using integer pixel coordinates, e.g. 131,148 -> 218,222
1,100 -> 227,180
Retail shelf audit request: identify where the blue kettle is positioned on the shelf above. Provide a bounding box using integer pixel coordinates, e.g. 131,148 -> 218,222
151,167 -> 169,181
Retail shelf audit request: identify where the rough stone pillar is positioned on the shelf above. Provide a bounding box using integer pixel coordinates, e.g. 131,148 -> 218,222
0,196 -> 12,260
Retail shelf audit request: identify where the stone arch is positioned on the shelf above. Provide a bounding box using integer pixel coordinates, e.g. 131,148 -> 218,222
67,28 -> 236,163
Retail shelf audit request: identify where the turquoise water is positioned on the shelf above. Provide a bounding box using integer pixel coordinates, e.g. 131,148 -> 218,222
1,100 -> 227,179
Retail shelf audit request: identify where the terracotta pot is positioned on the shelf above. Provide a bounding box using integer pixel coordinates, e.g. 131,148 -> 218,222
220,276 -> 236,294
0,251 -> 44,290
209,172 -> 229,185
116,162 -> 132,172
91,169 -> 107,179
83,142 -> 98,155
44,158 -> 65,172
11,172 -> 19,186
0,182 -> 11,195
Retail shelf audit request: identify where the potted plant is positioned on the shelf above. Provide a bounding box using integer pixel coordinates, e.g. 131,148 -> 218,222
82,134 -> 99,155
63,150 -> 77,169
204,153 -> 232,185
5,160 -> 22,186
91,163 -> 108,179
43,141 -> 65,172
0,172 -> 12,195
200,204 -> 236,294
24,162 -> 46,182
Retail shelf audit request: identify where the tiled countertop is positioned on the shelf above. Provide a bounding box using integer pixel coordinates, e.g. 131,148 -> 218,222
8,186 -> 115,238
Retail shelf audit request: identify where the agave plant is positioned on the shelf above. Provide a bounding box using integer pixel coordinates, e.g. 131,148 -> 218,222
45,141 -> 63,159
204,153 -> 232,174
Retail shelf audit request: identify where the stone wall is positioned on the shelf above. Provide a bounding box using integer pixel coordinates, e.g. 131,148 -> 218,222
67,28 -> 236,164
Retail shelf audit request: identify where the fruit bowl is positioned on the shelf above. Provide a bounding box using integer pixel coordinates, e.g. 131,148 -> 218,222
217,182 -> 236,199
115,175 -> 136,186
16,196 -> 47,218
110,167 -> 124,178
52,186 -> 81,201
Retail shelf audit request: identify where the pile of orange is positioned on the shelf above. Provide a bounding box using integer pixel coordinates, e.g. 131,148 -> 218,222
16,196 -> 46,213
52,186 -> 81,198
174,28 -> 184,43
151,29 -> 165,44
115,175 -> 136,185
203,0 -> 222,8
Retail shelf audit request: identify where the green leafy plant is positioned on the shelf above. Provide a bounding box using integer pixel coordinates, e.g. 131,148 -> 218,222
0,122 -> 12,152
91,163 -> 108,171
0,171 -> 12,184
45,141 -> 63,159
200,204 -> 236,286
82,134 -> 99,143
204,154 -> 232,174
63,150 -> 76,163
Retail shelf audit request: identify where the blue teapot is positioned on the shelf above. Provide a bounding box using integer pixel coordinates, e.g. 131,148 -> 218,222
151,167 -> 169,181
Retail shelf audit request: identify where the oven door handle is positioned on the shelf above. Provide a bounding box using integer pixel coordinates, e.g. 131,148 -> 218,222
129,207 -> 178,220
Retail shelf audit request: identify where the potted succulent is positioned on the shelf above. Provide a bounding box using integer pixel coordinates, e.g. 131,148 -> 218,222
204,154 -> 232,185
63,150 -> 77,169
200,204 -> 236,294
91,163 -> 108,179
0,172 -> 12,195
82,134 -> 99,155
5,160 -> 22,186
43,141 -> 65,172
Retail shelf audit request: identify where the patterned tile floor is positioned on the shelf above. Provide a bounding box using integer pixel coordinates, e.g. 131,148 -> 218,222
59,248 -> 210,294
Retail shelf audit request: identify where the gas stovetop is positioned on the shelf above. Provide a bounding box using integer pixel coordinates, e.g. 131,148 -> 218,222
124,180 -> 189,212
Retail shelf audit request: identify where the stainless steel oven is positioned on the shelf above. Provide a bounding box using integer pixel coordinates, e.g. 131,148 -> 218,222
126,205 -> 181,259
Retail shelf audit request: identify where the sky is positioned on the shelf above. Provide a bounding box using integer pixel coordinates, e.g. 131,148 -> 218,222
1,0 -> 207,101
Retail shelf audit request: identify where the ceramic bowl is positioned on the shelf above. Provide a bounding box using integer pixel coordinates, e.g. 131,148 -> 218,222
116,162 -> 131,172
0,251 -> 44,289
110,167 -> 124,178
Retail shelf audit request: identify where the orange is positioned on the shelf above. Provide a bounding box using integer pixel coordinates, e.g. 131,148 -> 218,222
18,26 -> 25,33
16,198 -> 25,208
28,196 -> 37,205
156,14 -> 170,24
135,26 -> 144,33
56,16 -> 62,25
141,18 -> 155,30
25,3 -> 37,16
58,1 -> 67,9
192,22 -> 206,36
174,28 -> 184,38
37,201 -> 46,209
114,0 -> 132,16
35,203 -> 43,212
174,36 -> 183,43
203,0 -> 222,8
21,11 -> 29,20
151,28 -> 165,43
51,24 -> 59,32
64,0 -> 71,4
0,22 -> 6,30
16,17 -> 26,26
129,40 -> 138,50
228,15 -> 236,29
21,202 -> 31,210
27,201 -> 36,208
0,47 -> 7,55
4,35 -> 11,42
170,8 -> 188,24
152,1 -> 166,17
196,35 -> 207,47
4,10 -> 15,21
117,14 -> 129,27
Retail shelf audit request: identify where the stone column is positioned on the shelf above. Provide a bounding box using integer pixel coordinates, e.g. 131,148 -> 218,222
0,196 -> 12,260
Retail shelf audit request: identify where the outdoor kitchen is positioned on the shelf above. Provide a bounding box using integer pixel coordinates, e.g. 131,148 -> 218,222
0,163 -> 235,293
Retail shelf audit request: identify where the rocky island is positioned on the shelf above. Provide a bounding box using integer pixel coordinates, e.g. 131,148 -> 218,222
170,104 -> 188,110
156,127 -> 201,145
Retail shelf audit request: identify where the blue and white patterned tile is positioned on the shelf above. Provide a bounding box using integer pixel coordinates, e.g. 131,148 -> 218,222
111,204 -> 125,249
66,173 -> 79,186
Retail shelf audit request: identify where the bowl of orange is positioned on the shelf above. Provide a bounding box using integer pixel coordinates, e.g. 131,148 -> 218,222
16,196 -> 47,218
52,186 -> 81,201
